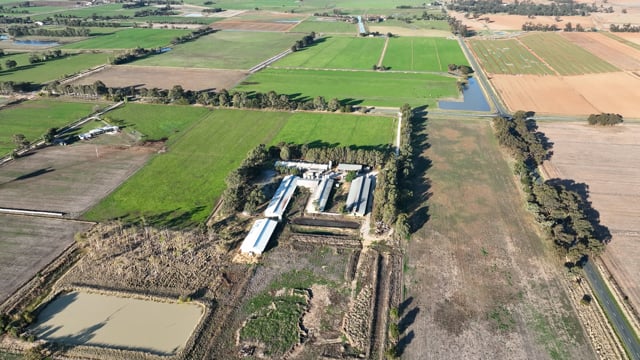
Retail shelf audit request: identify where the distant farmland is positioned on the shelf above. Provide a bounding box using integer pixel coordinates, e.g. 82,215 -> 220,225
0,52 -> 111,83
62,28 -> 190,49
468,38 -> 554,75
382,37 -> 468,72
235,68 -> 458,108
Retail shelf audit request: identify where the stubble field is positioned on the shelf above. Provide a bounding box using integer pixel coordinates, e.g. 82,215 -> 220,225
403,118 -> 593,360
561,32 -> 640,71
538,121 -> 640,321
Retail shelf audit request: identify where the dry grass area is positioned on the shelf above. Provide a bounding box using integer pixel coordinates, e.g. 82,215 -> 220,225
211,21 -> 297,31
449,11 -> 597,31
561,32 -> 640,71
402,119 -> 594,360
490,73 -> 640,118
538,121 -> 640,321
615,32 -> 640,46
0,215 -> 91,303
0,142 -> 154,217
72,65 -> 247,91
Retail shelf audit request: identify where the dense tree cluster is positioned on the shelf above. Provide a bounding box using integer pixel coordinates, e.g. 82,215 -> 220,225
610,23 -> 640,32
110,47 -> 157,65
221,145 -> 270,214
0,14 -> 31,23
134,8 -> 177,17
290,32 -> 316,52
447,63 -> 473,75
7,25 -> 90,37
521,22 -> 559,31
0,81 -> 37,94
28,49 -> 65,64
587,113 -> 623,126
448,0 -> 601,17
493,111 -> 607,265
170,27 -> 216,45
202,8 -> 224,13
448,17 -> 472,37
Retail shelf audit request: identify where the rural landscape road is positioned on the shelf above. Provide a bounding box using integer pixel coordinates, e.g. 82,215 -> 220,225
584,261 -> 640,360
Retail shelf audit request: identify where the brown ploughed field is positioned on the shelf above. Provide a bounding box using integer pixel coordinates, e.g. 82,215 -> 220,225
538,121 -> 640,321
561,32 -> 640,71
0,142 -> 153,216
402,119 -> 594,359
211,21 -> 297,32
72,65 -> 247,91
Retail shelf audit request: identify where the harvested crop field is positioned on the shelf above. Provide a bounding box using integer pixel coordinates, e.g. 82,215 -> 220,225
561,32 -> 640,71
0,143 -> 154,216
538,121 -> 640,321
0,215 -> 91,303
72,65 -> 247,91
62,28 -> 190,50
468,38 -> 554,75
490,73 -> 640,118
31,291 -> 203,355
403,119 -> 593,359
613,32 -> 640,46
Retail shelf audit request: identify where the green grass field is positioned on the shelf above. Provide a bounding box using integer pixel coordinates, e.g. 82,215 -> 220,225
83,109 -> 290,227
134,31 -> 300,69
235,68 -> 458,108
520,33 -> 618,75
289,18 -> 358,34
468,39 -> 554,75
274,36 -> 384,70
0,52 -> 110,83
61,28 -> 190,50
0,100 -> 98,155
373,19 -> 450,31
106,103 -> 212,140
271,112 -> 395,147
381,37 -> 468,72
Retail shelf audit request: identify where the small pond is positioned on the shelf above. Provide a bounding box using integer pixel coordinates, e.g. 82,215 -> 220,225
438,77 -> 491,111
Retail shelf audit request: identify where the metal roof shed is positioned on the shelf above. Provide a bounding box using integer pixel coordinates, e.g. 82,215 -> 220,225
240,218 -> 278,255
337,163 -> 363,172
264,175 -> 299,220
346,176 -> 364,212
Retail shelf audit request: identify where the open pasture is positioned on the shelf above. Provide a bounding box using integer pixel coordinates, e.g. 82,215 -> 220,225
0,215 -> 91,303
234,68 -> 458,108
185,0 -> 428,12
83,109 -> 290,227
0,100 -> 97,155
403,118 -> 592,359
519,33 -> 618,75
538,121 -> 640,321
0,52 -> 110,84
381,37 -> 468,72
62,28 -> 190,50
0,143 -> 154,216
561,32 -> 640,71
468,38 -> 554,75
210,10 -> 302,31
134,31 -> 300,69
274,36 -> 385,70
31,291 -> 203,355
72,65 -> 246,91
271,112 -> 396,147
290,17 -> 357,34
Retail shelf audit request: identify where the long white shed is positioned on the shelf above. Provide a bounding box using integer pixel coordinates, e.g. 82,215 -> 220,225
240,218 -> 278,255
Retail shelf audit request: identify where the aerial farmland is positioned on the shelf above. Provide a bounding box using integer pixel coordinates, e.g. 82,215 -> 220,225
0,0 -> 639,359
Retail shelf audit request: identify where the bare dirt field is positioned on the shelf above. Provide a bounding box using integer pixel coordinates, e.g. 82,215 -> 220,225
449,11 -> 596,31
402,118 -> 594,359
0,215 -> 91,303
538,121 -> 640,323
561,32 -> 640,71
490,73 -> 640,118
72,65 -> 247,91
0,142 -> 154,216
368,26 -> 451,37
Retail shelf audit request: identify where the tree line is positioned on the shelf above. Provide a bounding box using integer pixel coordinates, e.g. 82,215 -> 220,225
448,0 -> 601,17
6,25 -> 90,37
493,111 -> 607,266
448,17 -> 472,37
521,22 -> 559,32
610,24 -> 640,32
28,49 -> 66,64
170,27 -> 216,45
587,113 -> 623,126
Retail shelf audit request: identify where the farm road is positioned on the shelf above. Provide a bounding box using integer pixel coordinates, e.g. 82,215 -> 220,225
585,261 -> 640,360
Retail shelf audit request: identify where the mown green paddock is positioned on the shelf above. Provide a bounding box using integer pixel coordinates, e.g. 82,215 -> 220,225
289,18 -> 357,34
468,38 -> 554,75
133,31 -> 301,69
0,52 -> 111,83
83,107 -> 396,227
273,36 -> 384,70
381,37 -> 468,72
375,19 -> 451,31
519,33 -> 618,75
0,100 -> 99,155
234,68 -> 458,108
61,28 -> 191,50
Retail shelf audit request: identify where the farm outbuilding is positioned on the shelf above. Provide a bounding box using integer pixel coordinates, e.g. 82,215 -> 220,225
346,175 -> 373,216
240,218 -> 278,255
337,163 -> 363,173
264,175 -> 298,221
310,176 -> 334,212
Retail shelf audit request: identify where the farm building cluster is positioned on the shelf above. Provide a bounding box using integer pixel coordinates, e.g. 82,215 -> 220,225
239,162 -> 374,256
77,125 -> 119,140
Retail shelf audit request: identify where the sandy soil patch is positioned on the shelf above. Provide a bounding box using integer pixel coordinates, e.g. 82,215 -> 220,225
72,65 -> 247,91
490,73 -> 640,117
368,26 -> 451,37
31,291 -> 203,355
449,11 -> 596,31
561,32 -> 640,71
0,216 -> 91,303
615,32 -> 640,45
537,121 -> 640,321
0,143 -> 153,216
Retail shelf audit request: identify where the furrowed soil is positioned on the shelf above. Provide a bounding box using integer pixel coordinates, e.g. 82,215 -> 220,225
0,142 -> 154,217
538,121 -> 640,325
402,118 -> 594,360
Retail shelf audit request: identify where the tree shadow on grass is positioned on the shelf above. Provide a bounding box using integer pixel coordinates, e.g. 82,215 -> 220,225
124,206 -> 207,229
